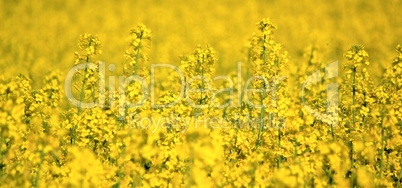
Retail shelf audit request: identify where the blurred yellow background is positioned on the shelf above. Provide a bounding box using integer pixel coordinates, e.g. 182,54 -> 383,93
0,0 -> 400,84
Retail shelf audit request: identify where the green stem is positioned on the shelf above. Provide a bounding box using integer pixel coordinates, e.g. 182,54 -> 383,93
256,33 -> 268,150
256,97 -> 265,149
123,32 -> 144,127
200,56 -> 205,107
74,55 -> 90,145
349,66 -> 357,185
293,139 -> 298,161
262,34 -> 267,64
133,32 -> 143,75
352,66 -> 356,127
277,127 -> 281,168
379,119 -> 385,178
77,56 -> 89,115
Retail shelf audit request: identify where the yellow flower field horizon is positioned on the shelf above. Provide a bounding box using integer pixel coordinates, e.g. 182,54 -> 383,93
0,0 -> 401,187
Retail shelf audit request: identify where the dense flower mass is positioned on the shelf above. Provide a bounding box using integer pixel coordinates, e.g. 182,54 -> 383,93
0,0 -> 401,187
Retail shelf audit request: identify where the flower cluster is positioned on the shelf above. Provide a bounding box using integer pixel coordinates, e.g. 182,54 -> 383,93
0,19 -> 401,188
124,24 -> 152,76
